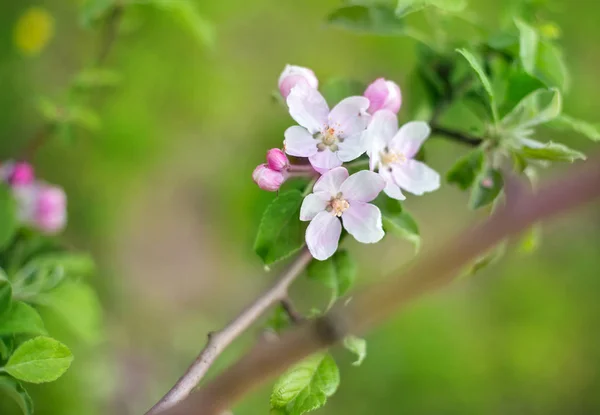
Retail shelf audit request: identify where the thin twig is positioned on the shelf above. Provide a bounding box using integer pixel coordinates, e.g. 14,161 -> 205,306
280,297 -> 304,324
431,125 -> 483,147
161,156 -> 600,415
144,248 -> 314,415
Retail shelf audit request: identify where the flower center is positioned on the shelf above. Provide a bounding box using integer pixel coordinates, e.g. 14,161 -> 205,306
315,125 -> 344,152
326,193 -> 350,217
379,149 -> 407,167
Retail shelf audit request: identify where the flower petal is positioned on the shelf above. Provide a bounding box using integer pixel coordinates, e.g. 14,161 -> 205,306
342,201 -> 384,244
337,133 -> 366,162
328,96 -> 370,138
392,160 -> 440,196
313,166 -> 349,195
284,126 -> 318,157
340,170 -> 385,203
309,149 -> 343,174
300,191 -> 329,221
389,121 -> 431,159
379,168 -> 406,200
364,109 -> 399,170
306,211 -> 342,261
286,83 -> 329,134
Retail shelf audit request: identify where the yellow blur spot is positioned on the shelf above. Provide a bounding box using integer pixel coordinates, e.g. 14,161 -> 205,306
538,22 -> 562,40
14,7 -> 55,56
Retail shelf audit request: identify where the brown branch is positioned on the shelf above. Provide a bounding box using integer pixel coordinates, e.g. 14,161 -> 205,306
280,297 -> 304,324
161,156 -> 600,415
431,125 -> 483,147
144,248 -> 314,415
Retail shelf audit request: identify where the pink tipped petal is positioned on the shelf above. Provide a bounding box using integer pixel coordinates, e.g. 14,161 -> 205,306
392,160 -> 441,196
278,65 -> 319,90
314,166 -> 349,195
336,134 -> 366,162
364,78 -> 402,115
253,164 -> 285,192
328,96 -> 370,138
339,170 -> 385,203
306,211 -> 342,261
342,201 -> 384,244
284,126 -> 318,157
300,192 -> 329,221
308,149 -> 343,174
266,148 -> 289,171
286,84 -> 329,134
389,121 -> 431,159
379,168 -> 406,200
279,76 -> 310,99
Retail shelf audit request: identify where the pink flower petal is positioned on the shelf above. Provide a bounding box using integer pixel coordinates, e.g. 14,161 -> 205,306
284,126 -> 318,157
336,134 -> 366,163
306,211 -> 342,261
339,170 -> 385,203
379,168 -> 406,200
391,159 -> 440,196
389,121 -> 431,159
364,110 -> 399,170
300,191 -> 329,221
342,201 -> 384,243
309,149 -> 343,174
364,78 -> 402,115
328,96 -> 370,138
287,83 -> 329,134
313,166 -> 349,196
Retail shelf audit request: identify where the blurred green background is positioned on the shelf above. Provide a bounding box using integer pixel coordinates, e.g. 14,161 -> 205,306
1,0 -> 599,414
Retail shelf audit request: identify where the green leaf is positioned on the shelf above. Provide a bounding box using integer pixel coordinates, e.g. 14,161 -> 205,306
0,185 -> 18,251
519,224 -> 541,254
515,18 -> 539,74
69,106 -> 101,131
521,142 -> 586,162
4,337 -> 73,384
501,88 -> 562,131
321,78 -> 366,107
446,149 -> 485,190
548,114 -> 600,141
0,302 -> 46,337
266,305 -> 293,334
0,375 -> 33,415
151,0 -> 215,49
270,353 -> 340,415
469,169 -> 504,210
383,211 -> 421,252
254,190 -> 305,266
327,5 -> 405,35
343,335 -> 367,366
456,48 -> 499,123
36,282 -> 103,344
73,68 -> 121,90
80,0 -> 114,27
396,0 -> 467,17
466,241 -> 506,276
307,250 -> 357,304
0,270 -> 12,316
0,337 -> 14,361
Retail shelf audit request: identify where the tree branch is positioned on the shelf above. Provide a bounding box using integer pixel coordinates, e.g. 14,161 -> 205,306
144,248 -> 313,415
161,156 -> 600,415
280,297 -> 304,324
431,125 -> 483,147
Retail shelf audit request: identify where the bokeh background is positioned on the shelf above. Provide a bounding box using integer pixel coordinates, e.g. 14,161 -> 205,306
1,0 -> 599,414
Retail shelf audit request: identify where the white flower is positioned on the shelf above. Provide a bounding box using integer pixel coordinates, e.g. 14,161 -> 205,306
300,167 -> 385,261
364,110 -> 440,200
283,83 -> 370,174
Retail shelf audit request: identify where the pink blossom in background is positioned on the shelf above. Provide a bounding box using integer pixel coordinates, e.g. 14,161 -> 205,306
300,167 -> 385,260
278,65 -> 319,99
283,84 -> 370,174
253,164 -> 285,192
10,162 -> 35,186
266,148 -> 289,172
34,185 -> 67,234
364,78 -> 402,115
364,110 -> 440,200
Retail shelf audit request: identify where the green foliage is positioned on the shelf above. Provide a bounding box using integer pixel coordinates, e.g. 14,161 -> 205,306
36,98 -> 101,133
0,375 -> 33,415
2,337 -> 73,384
469,168 -> 504,210
0,302 -> 46,337
80,0 -> 114,27
549,114 -> 600,141
0,270 -> 12,316
456,48 -> 499,123
396,0 -> 467,17
73,68 -> 121,90
375,197 -> 420,251
270,353 -> 340,415
150,0 -> 215,49
255,190 -> 306,265
343,335 -> 367,366
520,142 -> 586,162
307,250 -> 357,307
446,149 -> 485,190
0,186 -> 18,252
500,88 -> 562,132
327,5 -> 405,35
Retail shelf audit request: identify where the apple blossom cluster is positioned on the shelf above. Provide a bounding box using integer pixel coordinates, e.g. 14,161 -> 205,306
0,160 -> 67,234
253,65 -> 441,260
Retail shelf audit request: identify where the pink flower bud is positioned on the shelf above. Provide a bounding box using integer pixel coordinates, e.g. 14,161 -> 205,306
34,185 -> 67,234
364,78 -> 402,115
278,65 -> 319,99
10,162 -> 35,186
266,148 -> 289,172
253,164 -> 285,192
